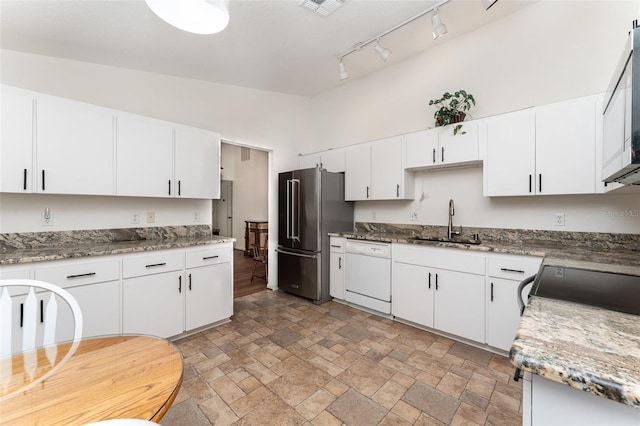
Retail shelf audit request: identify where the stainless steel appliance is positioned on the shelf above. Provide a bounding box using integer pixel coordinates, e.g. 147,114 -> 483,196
277,167 -> 353,303
602,20 -> 640,185
345,240 -> 391,314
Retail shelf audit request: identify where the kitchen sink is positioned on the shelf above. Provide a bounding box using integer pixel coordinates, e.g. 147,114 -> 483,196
409,235 -> 481,245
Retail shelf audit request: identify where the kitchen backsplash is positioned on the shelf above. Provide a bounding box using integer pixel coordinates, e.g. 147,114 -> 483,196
355,222 -> 640,252
0,225 -> 212,251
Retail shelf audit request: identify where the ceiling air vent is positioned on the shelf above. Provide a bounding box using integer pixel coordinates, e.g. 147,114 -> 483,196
298,0 -> 349,17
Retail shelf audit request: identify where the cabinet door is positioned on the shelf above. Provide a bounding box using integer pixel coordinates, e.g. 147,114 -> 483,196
329,252 -> 345,300
405,129 -> 439,169
485,111 -> 536,196
486,278 -> 524,351
392,262 -> 434,328
433,269 -> 485,342
58,281 -> 121,341
602,88 -> 625,182
536,98 -> 596,195
116,115 -> 174,197
371,136 -> 404,199
185,263 -> 232,330
298,153 -> 321,170
175,127 -> 220,199
1,87 -> 33,193
345,144 -> 371,200
123,271 -> 184,338
439,122 -> 480,166
36,97 -> 114,195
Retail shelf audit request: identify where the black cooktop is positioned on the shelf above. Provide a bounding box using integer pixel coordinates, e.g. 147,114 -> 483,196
531,265 -> 640,316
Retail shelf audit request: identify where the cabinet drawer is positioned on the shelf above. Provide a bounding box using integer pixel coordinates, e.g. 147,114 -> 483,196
36,259 -> 119,288
487,255 -> 542,280
393,244 -> 486,275
329,237 -> 345,253
123,251 -> 183,278
185,246 -> 231,268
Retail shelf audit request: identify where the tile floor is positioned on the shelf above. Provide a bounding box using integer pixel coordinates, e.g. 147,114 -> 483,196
161,290 -> 523,426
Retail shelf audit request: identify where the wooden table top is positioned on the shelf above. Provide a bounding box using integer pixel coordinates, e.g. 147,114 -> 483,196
0,335 -> 183,425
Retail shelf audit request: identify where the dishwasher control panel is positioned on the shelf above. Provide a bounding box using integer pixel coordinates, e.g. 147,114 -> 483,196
345,240 -> 391,258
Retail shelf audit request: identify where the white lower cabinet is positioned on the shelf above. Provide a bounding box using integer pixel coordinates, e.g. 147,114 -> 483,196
392,244 -> 486,343
34,258 -> 121,341
123,270 -> 184,338
329,237 -> 346,300
185,246 -> 233,330
485,254 -> 542,351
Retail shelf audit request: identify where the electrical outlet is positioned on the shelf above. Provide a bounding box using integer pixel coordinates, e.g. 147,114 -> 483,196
194,211 -> 200,222
131,212 -> 140,224
410,212 -> 419,221
41,208 -> 54,226
554,212 -> 565,226
147,211 -> 155,224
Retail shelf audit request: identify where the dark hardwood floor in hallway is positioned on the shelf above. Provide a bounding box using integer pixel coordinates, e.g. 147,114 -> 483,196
233,249 -> 268,298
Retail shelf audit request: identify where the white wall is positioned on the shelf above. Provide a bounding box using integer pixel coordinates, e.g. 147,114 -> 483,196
308,0 -> 640,234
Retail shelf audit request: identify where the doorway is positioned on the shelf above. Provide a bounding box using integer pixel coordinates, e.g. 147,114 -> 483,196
212,180 -> 233,236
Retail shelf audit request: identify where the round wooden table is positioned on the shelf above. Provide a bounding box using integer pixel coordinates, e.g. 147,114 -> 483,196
0,335 -> 183,425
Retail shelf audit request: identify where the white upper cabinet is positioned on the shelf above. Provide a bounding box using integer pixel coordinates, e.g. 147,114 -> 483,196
36,96 -> 114,195
484,110 -> 536,196
298,148 -> 346,172
405,122 -> 481,170
116,114 -> 174,197
1,86 -> 33,193
485,96 -> 598,197
345,143 -> 371,200
175,126 -> 220,199
345,136 -> 413,201
535,97 -> 596,195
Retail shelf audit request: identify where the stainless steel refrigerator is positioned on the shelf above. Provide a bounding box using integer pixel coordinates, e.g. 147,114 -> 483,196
277,167 -> 354,303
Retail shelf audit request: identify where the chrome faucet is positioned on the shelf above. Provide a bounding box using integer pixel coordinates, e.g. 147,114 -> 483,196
447,199 -> 460,239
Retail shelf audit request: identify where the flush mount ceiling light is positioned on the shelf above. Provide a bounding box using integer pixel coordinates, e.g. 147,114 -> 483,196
145,0 -> 229,35
482,0 -> 499,10
336,0 -> 451,80
431,7 -> 448,40
373,39 -> 392,62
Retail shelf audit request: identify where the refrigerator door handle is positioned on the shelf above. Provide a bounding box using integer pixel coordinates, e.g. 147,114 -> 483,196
286,179 -> 291,240
276,248 -> 317,259
291,178 -> 301,242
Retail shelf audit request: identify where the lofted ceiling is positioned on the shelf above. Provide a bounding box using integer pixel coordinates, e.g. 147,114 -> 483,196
0,0 -> 537,98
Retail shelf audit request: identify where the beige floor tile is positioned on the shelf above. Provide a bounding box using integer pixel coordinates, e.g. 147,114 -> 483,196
337,357 -> 396,397
198,395 -> 240,426
379,411 -> 413,426
182,375 -> 217,403
391,400 -> 422,423
454,402 -> 488,425
295,388 -> 337,421
372,380 -> 408,409
327,389 -> 388,426
237,375 -> 262,393
324,378 -> 350,397
466,371 -> 496,399
229,385 -> 277,418
209,375 -> 246,405
234,395 -> 307,426
391,371 -> 416,388
436,372 -> 469,398
309,355 -> 345,377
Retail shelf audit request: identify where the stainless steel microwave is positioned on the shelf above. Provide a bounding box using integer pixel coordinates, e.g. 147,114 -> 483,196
602,21 -> 640,185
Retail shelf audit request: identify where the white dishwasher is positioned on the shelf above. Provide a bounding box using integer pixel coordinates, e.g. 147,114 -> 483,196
345,240 -> 391,314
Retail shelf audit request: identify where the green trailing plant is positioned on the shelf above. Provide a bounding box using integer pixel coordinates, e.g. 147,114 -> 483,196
428,90 -> 476,135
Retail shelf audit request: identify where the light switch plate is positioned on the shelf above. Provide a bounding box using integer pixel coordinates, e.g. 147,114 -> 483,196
147,211 -> 155,224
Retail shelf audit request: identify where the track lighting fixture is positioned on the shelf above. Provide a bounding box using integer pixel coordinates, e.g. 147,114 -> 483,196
336,0 -> 451,80
374,39 -> 392,62
482,0 -> 498,10
338,60 -> 349,80
431,8 -> 447,40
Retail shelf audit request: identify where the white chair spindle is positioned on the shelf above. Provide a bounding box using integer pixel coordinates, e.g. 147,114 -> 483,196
22,287 -> 37,353
0,287 -> 12,358
42,294 -> 58,348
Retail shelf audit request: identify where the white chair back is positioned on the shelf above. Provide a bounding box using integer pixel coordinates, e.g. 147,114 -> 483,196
0,279 -> 83,396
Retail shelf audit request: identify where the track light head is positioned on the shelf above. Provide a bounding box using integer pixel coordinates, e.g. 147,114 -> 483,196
431,8 -> 447,40
339,60 -> 349,80
374,39 -> 392,62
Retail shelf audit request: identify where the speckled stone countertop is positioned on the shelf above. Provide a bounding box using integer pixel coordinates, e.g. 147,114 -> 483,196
0,226 -> 235,265
511,297 -> 640,408
330,224 -> 640,275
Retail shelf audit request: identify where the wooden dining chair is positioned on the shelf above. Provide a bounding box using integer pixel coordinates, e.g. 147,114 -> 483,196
0,279 -> 84,395
250,235 -> 268,283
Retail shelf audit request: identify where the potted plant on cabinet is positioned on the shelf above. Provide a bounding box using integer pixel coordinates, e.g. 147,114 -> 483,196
428,90 -> 476,135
